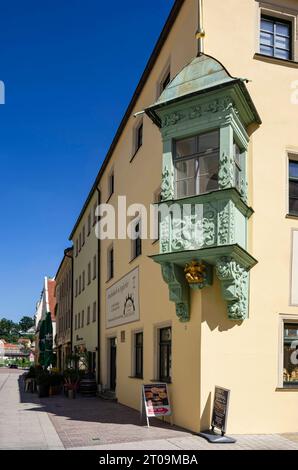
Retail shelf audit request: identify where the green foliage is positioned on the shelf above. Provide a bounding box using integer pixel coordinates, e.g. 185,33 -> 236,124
19,316 -> 34,332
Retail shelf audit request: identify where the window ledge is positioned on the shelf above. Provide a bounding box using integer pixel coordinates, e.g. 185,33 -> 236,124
128,376 -> 144,380
150,379 -> 172,384
129,255 -> 141,264
106,276 -> 114,284
286,213 -> 298,220
276,387 -> 298,391
254,53 -> 298,68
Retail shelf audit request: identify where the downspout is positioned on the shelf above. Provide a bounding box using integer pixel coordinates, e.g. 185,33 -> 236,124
65,249 -> 74,353
96,188 -> 101,388
196,0 -> 205,56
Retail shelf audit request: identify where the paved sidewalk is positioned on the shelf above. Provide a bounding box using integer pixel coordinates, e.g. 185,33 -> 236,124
0,370 -> 64,450
1,369 -> 298,450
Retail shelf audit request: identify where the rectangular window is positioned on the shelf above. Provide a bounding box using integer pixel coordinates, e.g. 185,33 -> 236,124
75,239 -> 78,257
79,233 -> 82,252
88,261 -> 91,285
82,225 -> 85,246
132,221 -> 142,260
87,305 -> 90,325
93,202 -> 97,226
108,170 -> 114,198
92,301 -> 96,322
78,312 -> 81,329
93,255 -> 97,280
283,323 -> 298,387
159,327 -> 172,382
107,245 -> 114,280
260,15 -> 292,61
289,160 -> 298,215
81,310 -> 84,328
79,275 -> 81,295
160,70 -> 170,94
75,314 -> 77,330
82,270 -> 85,291
88,212 -> 91,236
134,332 -> 143,378
136,122 -> 143,152
234,142 -> 242,192
75,279 -> 78,297
174,130 -> 219,198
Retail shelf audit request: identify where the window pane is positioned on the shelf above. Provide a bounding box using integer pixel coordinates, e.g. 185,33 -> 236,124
289,198 -> 298,214
176,179 -> 195,198
176,137 -> 196,158
290,180 -> 298,198
198,154 -> 219,193
260,44 -> 274,56
261,18 -> 274,33
274,48 -> 290,60
175,159 -> 197,179
160,327 -> 171,342
284,323 -> 298,385
198,130 -> 219,154
276,22 -> 290,37
260,31 -> 274,47
289,161 -> 298,178
275,35 -> 290,50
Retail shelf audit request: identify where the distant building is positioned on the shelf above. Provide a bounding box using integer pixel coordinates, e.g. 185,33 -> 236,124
55,247 -> 73,371
0,339 -> 29,363
34,276 -> 56,365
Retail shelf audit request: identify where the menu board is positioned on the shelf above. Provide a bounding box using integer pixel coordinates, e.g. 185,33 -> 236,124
142,384 -> 171,417
211,386 -> 230,433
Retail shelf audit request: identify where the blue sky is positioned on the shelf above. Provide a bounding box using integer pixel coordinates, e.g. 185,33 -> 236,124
0,0 -> 174,322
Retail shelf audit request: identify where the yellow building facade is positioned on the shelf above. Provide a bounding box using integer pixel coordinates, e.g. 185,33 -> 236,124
69,0 -> 298,433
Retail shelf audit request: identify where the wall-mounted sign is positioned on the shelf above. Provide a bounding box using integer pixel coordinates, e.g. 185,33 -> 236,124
141,384 -> 171,426
106,267 -> 139,328
211,386 -> 230,434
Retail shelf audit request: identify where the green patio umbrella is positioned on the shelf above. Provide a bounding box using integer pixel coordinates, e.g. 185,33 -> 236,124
44,311 -> 54,367
38,319 -> 46,366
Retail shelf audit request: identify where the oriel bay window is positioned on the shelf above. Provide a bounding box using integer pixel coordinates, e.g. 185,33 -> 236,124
174,130 -> 219,198
283,323 -> 298,387
159,327 -> 172,382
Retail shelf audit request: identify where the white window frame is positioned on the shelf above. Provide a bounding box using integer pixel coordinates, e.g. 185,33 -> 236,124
131,328 -> 144,378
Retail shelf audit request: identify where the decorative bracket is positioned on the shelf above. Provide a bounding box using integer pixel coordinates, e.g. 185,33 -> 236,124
216,256 -> 249,320
161,262 -> 189,322
184,260 -> 213,290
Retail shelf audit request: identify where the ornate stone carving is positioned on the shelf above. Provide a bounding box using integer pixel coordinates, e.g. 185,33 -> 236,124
218,152 -> 234,189
176,302 -> 189,322
162,112 -> 184,127
216,257 -> 249,320
160,218 -> 170,253
202,209 -> 216,246
240,177 -> 248,203
161,167 -> 174,201
218,202 -> 233,245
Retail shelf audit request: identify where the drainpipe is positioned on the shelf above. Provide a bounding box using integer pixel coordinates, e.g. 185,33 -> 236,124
196,0 -> 205,56
65,249 -> 74,354
96,187 -> 101,388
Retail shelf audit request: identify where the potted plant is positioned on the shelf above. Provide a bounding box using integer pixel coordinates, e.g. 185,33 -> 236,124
49,372 -> 63,395
36,370 -> 50,398
63,368 -> 80,399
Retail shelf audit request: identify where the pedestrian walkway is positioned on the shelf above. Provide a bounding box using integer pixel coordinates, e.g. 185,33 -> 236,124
1,369 -> 298,450
0,370 -> 63,450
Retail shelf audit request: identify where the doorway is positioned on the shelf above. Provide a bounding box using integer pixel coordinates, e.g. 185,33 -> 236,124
109,337 -> 117,391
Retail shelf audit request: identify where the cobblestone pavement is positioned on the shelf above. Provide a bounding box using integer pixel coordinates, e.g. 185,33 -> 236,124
1,370 -> 298,450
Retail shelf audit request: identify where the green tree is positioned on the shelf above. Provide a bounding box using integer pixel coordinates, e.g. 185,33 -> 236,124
19,316 -> 34,332
0,318 -> 16,340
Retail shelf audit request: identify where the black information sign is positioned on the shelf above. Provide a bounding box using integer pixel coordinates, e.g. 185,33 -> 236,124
211,386 -> 230,434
